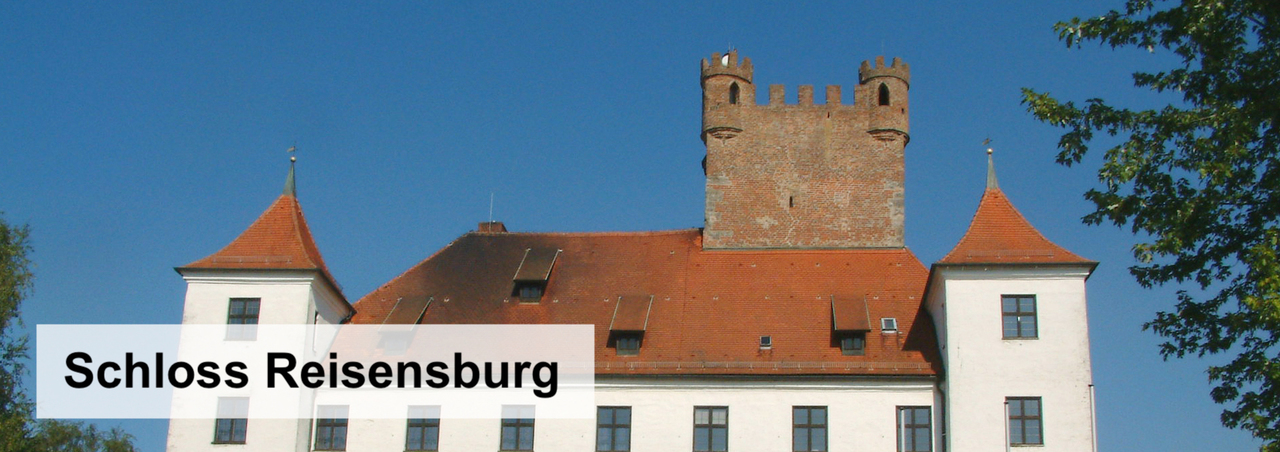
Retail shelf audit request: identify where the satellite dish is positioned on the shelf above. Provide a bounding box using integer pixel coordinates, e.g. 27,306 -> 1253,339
721,54 -> 730,66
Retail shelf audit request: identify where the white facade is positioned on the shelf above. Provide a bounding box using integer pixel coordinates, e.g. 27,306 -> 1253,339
926,265 -> 1097,452
166,269 -> 348,452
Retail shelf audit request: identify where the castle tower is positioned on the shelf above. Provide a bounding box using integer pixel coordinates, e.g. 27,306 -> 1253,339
701,51 -> 910,249
924,151 -> 1098,452
167,162 -> 353,452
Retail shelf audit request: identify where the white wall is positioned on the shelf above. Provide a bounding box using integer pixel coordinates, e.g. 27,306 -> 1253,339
167,269 -> 347,452
331,377 -> 939,452
928,265 -> 1095,452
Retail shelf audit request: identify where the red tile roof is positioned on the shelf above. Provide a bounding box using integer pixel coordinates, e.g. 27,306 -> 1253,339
351,229 -> 939,376
938,188 -> 1093,265
180,194 -> 347,302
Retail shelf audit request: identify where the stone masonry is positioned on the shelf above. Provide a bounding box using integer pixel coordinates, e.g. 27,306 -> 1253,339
701,50 -> 910,249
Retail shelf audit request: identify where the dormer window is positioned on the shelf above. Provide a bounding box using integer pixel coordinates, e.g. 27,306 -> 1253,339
611,333 -> 642,356
831,295 -> 872,355
609,295 -> 653,356
511,248 -> 560,303
513,282 -> 545,301
838,333 -> 866,356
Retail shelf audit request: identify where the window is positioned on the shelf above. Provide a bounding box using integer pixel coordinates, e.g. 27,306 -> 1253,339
406,406 -> 440,451
1002,295 -> 1037,339
226,298 -> 260,340
1007,397 -> 1043,445
501,405 -> 535,451
213,397 -> 248,444
881,317 -> 898,332
729,83 -> 740,104
792,406 -> 827,452
837,333 -> 866,356
897,406 -> 931,452
759,335 -> 772,349
878,83 -> 891,106
693,406 -> 728,452
612,333 -> 641,356
513,282 -> 545,301
597,406 -> 631,451
314,406 -> 348,451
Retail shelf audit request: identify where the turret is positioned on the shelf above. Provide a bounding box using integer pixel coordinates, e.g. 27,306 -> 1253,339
700,50 -> 754,141
859,56 -> 910,141
924,150 -> 1098,452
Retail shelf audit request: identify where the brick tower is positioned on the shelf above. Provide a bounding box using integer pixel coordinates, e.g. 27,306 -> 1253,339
701,50 -> 910,249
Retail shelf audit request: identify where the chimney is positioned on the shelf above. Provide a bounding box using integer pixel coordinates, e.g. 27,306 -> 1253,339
478,221 -> 507,233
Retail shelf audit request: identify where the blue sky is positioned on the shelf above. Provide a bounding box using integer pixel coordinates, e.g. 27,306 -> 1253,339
0,1 -> 1261,450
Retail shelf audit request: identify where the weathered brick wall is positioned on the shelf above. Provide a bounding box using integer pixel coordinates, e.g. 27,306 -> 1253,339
701,52 -> 910,249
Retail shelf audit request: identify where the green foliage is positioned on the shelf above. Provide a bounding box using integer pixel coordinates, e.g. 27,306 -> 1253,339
0,215 -> 137,452
1023,0 -> 1280,448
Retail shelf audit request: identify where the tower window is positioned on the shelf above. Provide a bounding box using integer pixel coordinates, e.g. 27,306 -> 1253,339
878,83 -> 891,106
729,83 -> 740,105
226,298 -> 260,341
1002,295 -> 1038,338
213,397 -> 249,444
1007,397 -> 1043,445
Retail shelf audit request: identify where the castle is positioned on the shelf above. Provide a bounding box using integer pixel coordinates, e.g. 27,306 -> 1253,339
167,51 -> 1099,452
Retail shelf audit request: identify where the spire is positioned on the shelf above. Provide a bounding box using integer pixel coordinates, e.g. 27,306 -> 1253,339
985,143 -> 998,190
937,149 -> 1093,266
284,146 -> 297,197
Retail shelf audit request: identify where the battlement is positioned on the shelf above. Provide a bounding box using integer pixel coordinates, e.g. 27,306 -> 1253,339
701,50 -> 753,82
760,84 -> 849,106
859,56 -> 910,86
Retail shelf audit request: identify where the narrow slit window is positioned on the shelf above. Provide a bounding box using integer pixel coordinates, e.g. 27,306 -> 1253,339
729,83 -> 740,104
878,83 -> 891,106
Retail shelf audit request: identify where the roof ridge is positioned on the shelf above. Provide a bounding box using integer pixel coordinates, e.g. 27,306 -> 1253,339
467,228 -> 701,238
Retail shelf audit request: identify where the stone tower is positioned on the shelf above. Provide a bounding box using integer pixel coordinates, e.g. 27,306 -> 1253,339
701,50 -> 910,249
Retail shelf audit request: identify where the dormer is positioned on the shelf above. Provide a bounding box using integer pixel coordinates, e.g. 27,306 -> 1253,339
511,248 -> 560,303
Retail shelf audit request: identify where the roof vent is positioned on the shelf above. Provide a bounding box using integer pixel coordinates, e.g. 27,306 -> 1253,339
881,318 -> 899,332
759,335 -> 773,349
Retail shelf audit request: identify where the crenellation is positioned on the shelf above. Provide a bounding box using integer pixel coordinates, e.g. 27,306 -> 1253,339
826,85 -> 841,105
701,51 -> 910,249
769,85 -> 785,105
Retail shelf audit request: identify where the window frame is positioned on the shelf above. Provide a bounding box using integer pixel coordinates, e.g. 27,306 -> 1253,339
612,333 -> 641,356
500,414 -> 535,451
836,332 -> 866,356
225,298 -> 260,340
1001,295 -> 1038,339
1007,397 -> 1044,446
792,406 -> 827,452
405,410 -> 440,451
693,406 -> 728,452
896,406 -> 932,452
313,417 -> 348,451
596,406 -> 632,452
213,397 -> 249,444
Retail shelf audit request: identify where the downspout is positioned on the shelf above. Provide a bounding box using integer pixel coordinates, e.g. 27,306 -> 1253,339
1004,400 -> 1011,452
1089,384 -> 1098,452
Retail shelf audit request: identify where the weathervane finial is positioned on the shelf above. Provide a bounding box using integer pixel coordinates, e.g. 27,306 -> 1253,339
284,144 -> 297,196
985,139 -> 998,190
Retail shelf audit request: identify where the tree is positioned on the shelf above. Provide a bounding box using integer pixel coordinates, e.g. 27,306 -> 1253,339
0,215 -> 138,451
1022,0 -> 1280,448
